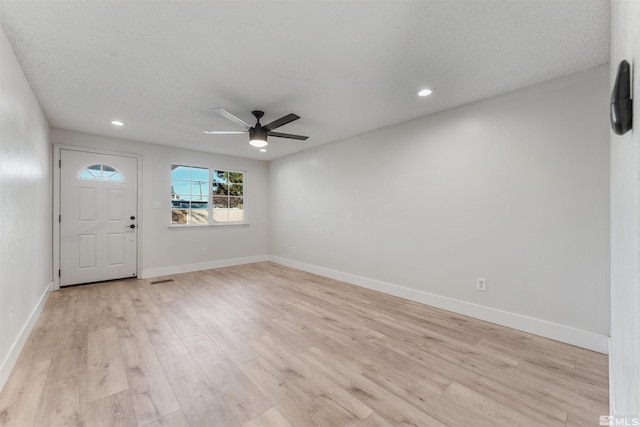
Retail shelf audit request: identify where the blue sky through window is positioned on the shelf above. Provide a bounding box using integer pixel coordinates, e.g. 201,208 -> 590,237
171,165 -> 208,202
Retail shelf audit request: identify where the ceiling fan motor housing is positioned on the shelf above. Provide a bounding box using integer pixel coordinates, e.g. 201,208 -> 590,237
249,125 -> 267,141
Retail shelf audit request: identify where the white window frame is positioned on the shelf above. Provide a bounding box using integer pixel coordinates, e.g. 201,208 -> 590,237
170,164 -> 247,227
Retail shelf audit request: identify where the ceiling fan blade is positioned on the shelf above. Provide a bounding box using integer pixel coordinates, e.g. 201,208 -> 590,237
212,108 -> 251,130
203,130 -> 246,135
263,113 -> 300,131
267,131 -> 309,140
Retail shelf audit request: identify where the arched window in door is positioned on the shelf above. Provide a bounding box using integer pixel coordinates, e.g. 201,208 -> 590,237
77,164 -> 124,182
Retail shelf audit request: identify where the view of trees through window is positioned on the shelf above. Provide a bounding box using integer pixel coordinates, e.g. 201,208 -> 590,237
212,170 -> 244,222
171,165 -> 244,225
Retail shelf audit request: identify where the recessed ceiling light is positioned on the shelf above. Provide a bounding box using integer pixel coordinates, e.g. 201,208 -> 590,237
417,89 -> 433,97
110,120 -> 124,126
259,149 -> 267,152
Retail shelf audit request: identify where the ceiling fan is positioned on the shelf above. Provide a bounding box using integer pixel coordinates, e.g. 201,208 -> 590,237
204,108 -> 309,148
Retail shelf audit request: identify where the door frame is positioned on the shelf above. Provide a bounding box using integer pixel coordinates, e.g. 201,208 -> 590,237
53,144 -> 143,290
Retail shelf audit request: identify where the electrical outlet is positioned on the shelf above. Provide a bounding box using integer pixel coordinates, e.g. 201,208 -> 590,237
476,278 -> 487,292
9,306 -> 13,328
200,248 -> 206,256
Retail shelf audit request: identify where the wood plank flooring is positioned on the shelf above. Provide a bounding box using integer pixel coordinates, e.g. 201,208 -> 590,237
0,262 -> 608,426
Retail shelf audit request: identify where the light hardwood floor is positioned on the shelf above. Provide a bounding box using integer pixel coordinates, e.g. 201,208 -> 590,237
0,262 -> 608,426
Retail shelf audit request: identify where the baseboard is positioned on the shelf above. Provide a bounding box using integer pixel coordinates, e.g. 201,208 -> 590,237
609,337 -> 615,416
0,281 -> 52,392
140,255 -> 269,279
269,256 -> 609,354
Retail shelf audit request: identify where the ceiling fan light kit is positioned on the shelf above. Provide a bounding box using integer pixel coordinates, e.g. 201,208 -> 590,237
248,110 -> 268,147
249,128 -> 268,147
205,108 -> 309,148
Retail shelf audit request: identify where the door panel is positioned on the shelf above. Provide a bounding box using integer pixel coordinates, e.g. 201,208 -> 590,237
60,149 -> 138,286
108,233 -> 125,266
78,234 -> 96,268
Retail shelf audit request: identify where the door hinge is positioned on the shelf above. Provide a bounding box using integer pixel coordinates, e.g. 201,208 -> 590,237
58,214 -> 61,223
58,269 -> 61,278
58,159 -> 61,168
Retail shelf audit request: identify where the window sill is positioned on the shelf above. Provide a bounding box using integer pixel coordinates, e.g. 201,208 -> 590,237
169,222 -> 250,229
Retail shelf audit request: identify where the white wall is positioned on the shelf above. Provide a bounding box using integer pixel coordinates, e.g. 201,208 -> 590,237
0,26 -> 51,389
270,66 -> 610,351
610,0 -> 640,418
50,129 -> 269,278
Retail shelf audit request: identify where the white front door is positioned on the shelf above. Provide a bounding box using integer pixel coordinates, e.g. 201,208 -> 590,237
60,149 -> 138,286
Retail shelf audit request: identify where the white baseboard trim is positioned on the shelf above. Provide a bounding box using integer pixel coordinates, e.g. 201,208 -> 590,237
269,256 -> 609,354
0,281 -> 52,392
140,255 -> 269,279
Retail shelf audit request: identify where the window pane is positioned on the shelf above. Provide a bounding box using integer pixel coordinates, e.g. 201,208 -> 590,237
103,165 -> 115,172
191,167 -> 208,181
229,197 -> 243,222
171,165 -> 209,225
171,165 -> 191,180
228,172 -> 243,184
172,199 -> 188,208
212,171 -> 244,222
171,180 -> 190,200
213,194 -> 229,222
212,195 -> 229,208
229,197 -> 243,209
172,209 -> 188,224
212,182 -> 228,195
229,184 -> 243,196
213,208 -> 229,222
191,180 -> 208,202
79,170 -> 94,180
107,172 -> 123,181
190,205 -> 209,224
213,170 -> 228,185
190,200 -> 208,209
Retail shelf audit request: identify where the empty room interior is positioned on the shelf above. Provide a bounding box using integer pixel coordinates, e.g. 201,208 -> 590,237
0,1 -> 639,426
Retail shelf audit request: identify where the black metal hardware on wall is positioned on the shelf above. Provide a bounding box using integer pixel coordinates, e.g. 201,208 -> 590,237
610,60 -> 633,135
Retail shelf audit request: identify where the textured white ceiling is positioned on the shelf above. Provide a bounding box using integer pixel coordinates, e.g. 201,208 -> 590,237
0,1 -> 609,161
